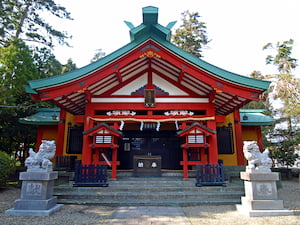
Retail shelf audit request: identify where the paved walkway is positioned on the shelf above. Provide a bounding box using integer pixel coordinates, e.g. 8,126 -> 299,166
107,206 -> 191,225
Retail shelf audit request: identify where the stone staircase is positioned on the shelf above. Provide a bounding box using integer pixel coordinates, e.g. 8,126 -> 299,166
54,171 -> 244,206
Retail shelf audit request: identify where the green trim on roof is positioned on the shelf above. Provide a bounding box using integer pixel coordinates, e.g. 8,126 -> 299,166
19,108 -> 60,125
143,6 -> 158,25
27,6 -> 270,93
240,109 -> 275,126
25,85 -> 38,94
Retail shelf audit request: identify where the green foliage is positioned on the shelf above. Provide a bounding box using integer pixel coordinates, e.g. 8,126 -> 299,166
0,1 -> 73,158
263,39 -> 297,74
0,0 -> 72,48
90,49 -> 106,63
0,39 -> 38,105
265,126 -> 299,168
269,140 -> 299,168
172,10 -> 210,58
0,151 -> 15,186
263,39 -> 300,121
261,40 -> 300,168
61,58 -> 77,74
32,47 -> 63,79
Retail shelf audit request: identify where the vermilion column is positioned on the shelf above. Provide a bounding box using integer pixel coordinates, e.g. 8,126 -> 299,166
181,145 -> 189,179
56,110 -> 66,156
256,126 -> 264,152
111,147 -> 118,179
234,110 -> 244,165
82,116 -> 93,165
206,120 -> 218,164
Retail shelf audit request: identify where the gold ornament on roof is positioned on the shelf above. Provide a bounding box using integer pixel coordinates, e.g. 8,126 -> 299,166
139,51 -> 161,58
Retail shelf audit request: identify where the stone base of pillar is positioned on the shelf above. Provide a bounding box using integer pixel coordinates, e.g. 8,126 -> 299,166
5,171 -> 63,216
236,171 -> 294,217
236,204 -> 293,217
5,204 -> 63,216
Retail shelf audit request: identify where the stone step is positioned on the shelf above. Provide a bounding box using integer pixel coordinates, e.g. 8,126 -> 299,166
55,191 -> 243,201
54,176 -> 244,206
55,183 -> 244,193
56,198 -> 242,206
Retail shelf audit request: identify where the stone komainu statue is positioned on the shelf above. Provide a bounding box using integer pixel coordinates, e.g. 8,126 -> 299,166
25,140 -> 56,172
243,141 -> 272,173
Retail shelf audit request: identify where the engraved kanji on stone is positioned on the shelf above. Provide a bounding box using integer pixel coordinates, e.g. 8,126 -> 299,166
26,182 -> 42,196
256,183 -> 272,196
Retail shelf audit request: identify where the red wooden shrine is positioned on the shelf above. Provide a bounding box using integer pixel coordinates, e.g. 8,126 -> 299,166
26,6 -> 270,180
177,122 -> 217,179
82,123 -> 122,179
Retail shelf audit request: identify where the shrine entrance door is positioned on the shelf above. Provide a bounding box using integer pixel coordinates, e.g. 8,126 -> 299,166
118,130 -> 181,170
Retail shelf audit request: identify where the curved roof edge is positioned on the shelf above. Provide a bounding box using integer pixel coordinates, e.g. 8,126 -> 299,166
27,6 -> 270,92
240,109 -> 275,126
19,108 -> 60,125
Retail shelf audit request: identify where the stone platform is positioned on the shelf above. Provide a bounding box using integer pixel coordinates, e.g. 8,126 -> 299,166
5,171 -> 63,216
237,171 -> 293,217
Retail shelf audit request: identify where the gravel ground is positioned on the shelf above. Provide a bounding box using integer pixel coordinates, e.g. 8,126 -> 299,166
0,178 -> 299,225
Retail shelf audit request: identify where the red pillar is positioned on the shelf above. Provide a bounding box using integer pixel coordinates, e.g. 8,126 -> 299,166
56,110 -> 66,156
256,126 -> 264,152
234,110 -> 244,165
111,147 -> 118,179
36,127 -> 43,149
82,116 -> 93,165
182,147 -> 189,179
206,120 -> 218,164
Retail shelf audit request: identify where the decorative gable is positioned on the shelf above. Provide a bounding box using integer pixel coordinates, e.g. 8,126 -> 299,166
112,73 -> 188,96
83,123 -> 123,137
131,85 -> 169,96
27,7 -> 270,116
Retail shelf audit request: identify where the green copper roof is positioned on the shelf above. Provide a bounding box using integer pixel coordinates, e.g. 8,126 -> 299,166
240,109 -> 275,126
19,108 -> 60,125
26,6 -> 270,93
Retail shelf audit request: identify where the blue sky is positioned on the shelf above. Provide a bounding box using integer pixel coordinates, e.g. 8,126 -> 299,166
53,0 -> 300,78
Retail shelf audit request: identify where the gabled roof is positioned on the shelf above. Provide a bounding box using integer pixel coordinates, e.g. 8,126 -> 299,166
26,6 -> 270,116
240,109 -> 275,126
19,108 -> 60,125
177,122 -> 216,136
83,123 -> 123,137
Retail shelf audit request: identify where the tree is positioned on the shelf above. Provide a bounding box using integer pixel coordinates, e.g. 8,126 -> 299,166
263,39 -> 300,125
90,49 -> 106,63
32,47 -> 63,79
61,58 -> 77,74
0,0 -> 72,48
0,39 -> 38,105
172,10 -> 210,58
263,39 -> 300,168
0,0 -> 73,158
0,151 -> 15,186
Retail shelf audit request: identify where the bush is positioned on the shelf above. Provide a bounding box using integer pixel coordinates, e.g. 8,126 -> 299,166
0,151 -> 15,187
269,140 -> 299,168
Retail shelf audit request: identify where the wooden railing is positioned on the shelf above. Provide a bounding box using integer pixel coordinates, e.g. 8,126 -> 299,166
55,156 -> 77,171
73,164 -> 108,187
196,164 -> 226,186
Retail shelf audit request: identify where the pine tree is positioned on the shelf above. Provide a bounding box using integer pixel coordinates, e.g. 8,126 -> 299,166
172,11 -> 210,58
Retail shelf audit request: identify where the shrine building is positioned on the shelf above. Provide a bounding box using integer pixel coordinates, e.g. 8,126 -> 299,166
25,6 -> 272,179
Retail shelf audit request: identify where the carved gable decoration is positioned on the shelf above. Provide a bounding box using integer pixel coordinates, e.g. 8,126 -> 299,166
144,89 -> 155,107
131,85 -> 169,96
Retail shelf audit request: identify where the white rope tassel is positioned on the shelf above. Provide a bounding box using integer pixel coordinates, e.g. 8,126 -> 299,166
175,120 -> 179,130
156,121 -> 160,131
120,120 -> 125,130
140,121 -> 144,131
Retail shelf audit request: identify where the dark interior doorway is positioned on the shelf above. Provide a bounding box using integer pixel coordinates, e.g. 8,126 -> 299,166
118,130 -> 181,169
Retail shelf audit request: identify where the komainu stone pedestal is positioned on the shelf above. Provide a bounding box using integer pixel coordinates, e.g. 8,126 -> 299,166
236,172 -> 293,217
5,171 -> 63,216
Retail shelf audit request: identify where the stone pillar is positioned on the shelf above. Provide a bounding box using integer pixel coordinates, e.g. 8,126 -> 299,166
236,141 -> 294,216
6,171 -> 63,216
6,140 -> 63,216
